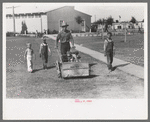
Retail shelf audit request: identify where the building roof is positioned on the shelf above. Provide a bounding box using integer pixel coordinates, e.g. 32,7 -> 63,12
46,6 -> 92,17
6,6 -> 91,17
6,12 -> 46,17
75,10 -> 92,17
45,6 -> 73,13
112,21 -> 133,25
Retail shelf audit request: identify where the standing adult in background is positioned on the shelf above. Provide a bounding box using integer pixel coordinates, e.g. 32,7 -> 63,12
36,30 -> 38,38
55,22 -> 75,62
44,29 -> 47,34
138,26 -> 141,33
39,38 -> 51,70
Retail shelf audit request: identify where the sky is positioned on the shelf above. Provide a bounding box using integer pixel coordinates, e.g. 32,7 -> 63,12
3,3 -> 146,22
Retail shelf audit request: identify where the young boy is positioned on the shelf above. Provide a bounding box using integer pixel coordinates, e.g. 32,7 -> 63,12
104,32 -> 115,72
24,43 -> 36,73
39,38 -> 51,70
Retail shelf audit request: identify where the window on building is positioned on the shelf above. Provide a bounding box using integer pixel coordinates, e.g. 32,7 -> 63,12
118,26 -> 122,29
60,20 -> 63,27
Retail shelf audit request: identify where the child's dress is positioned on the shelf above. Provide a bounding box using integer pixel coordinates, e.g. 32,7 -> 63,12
25,48 -> 34,72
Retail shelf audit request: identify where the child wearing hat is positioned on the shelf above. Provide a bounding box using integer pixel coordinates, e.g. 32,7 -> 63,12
24,43 -> 36,73
104,32 -> 115,72
39,38 -> 51,69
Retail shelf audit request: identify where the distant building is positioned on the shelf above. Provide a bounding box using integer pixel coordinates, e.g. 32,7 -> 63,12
6,12 -> 47,33
112,23 -> 123,30
46,6 -> 92,32
134,21 -> 144,29
112,22 -> 134,30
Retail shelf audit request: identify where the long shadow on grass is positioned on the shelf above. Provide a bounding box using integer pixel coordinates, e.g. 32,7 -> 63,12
89,63 -> 97,67
32,65 -> 56,73
32,68 -> 43,73
47,65 -> 56,69
63,75 -> 99,80
112,63 -> 130,71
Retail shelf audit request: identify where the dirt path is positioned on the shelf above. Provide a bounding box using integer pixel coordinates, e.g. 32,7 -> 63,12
6,37 -> 144,99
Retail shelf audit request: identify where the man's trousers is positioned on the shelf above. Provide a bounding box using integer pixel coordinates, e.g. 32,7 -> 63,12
60,42 -> 70,62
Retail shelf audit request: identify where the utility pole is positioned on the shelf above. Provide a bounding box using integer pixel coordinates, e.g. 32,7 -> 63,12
12,6 -> 15,35
95,15 -> 96,22
6,6 -> 19,36
125,22 -> 127,42
41,17 -> 43,33
101,19 -> 105,39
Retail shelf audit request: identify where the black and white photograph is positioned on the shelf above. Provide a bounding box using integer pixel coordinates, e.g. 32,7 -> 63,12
3,2 -> 148,120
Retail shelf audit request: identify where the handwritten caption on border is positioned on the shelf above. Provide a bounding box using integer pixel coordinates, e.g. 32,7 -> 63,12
75,99 -> 92,103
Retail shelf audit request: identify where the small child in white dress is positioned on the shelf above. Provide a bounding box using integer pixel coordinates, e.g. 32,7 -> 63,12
24,43 -> 36,73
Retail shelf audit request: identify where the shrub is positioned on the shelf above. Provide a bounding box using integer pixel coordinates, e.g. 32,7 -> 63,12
6,32 -> 18,37
52,30 -> 58,34
71,30 -> 85,33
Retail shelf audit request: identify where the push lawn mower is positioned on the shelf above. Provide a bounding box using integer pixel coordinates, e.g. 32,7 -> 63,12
55,48 -> 89,78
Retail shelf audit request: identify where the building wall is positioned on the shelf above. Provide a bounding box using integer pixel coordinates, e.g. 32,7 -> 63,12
112,24 -> 123,29
47,6 -> 75,32
74,10 -> 91,32
47,6 -> 91,32
134,22 -> 144,29
6,14 -> 47,33
112,23 -> 134,29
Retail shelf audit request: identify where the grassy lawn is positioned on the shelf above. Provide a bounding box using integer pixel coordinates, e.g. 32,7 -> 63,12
6,37 -> 144,99
74,34 -> 144,67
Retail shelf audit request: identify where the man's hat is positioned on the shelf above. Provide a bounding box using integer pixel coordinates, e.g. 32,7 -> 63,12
61,22 -> 69,27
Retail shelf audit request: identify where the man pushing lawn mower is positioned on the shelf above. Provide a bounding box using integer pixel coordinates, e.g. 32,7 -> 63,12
55,22 -> 80,62
54,22 -> 88,78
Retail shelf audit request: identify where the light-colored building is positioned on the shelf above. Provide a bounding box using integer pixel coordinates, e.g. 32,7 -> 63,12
112,23 -> 123,30
134,21 -> 144,29
6,12 -> 47,33
112,22 -> 134,30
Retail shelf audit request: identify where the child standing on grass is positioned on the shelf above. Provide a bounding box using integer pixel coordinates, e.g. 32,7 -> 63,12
24,43 -> 36,73
39,38 -> 51,70
104,32 -> 115,72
